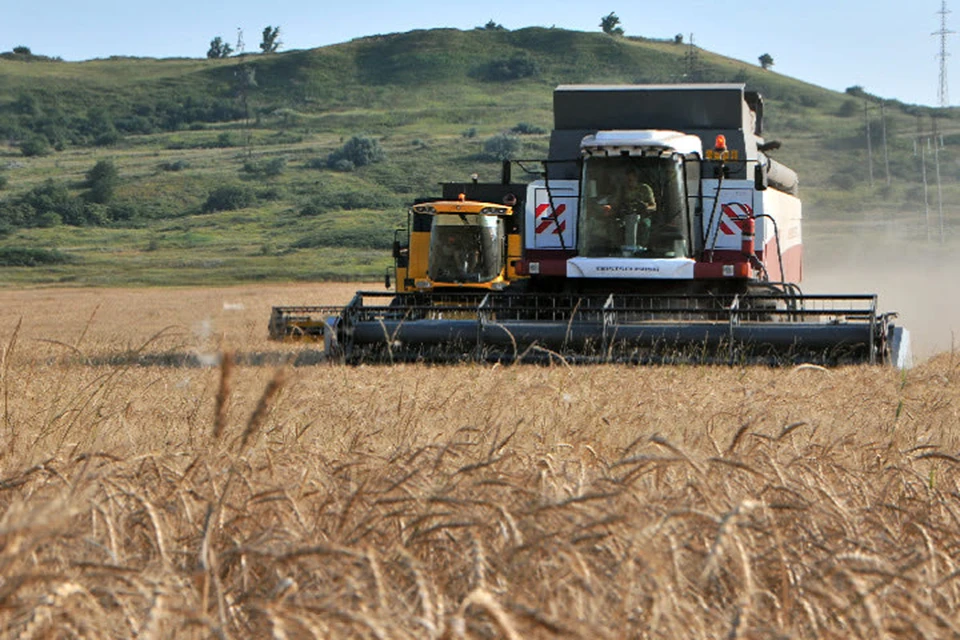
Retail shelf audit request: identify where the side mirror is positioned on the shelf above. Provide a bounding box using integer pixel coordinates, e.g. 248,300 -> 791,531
754,164 -> 768,191
384,268 -> 392,290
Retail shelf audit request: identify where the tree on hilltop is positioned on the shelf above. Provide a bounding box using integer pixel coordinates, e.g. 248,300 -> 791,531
600,12 -> 624,36
259,26 -> 282,54
758,53 -> 774,70
207,37 -> 233,59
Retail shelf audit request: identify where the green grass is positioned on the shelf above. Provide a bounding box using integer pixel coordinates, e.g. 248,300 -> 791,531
0,27 -> 958,286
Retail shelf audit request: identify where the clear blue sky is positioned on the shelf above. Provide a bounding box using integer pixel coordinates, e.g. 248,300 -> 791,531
1,0 -> 950,107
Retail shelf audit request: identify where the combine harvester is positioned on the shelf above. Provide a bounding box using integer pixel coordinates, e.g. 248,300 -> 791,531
270,84 -> 912,367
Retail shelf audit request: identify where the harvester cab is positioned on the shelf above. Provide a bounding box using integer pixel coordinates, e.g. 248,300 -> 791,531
391,196 -> 521,294
518,84 -> 802,291
576,130 -> 700,266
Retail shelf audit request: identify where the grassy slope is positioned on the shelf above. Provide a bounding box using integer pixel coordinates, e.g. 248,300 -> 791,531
0,28 -> 956,286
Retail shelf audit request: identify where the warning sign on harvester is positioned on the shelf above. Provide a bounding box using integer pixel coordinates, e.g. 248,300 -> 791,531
704,189 -> 753,251
529,184 -> 577,249
719,202 -> 754,236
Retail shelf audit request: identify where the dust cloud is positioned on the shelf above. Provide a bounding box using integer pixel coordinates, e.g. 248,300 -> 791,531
803,219 -> 960,362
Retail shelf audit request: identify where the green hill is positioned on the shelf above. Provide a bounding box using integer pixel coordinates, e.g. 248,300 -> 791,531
0,27 -> 955,286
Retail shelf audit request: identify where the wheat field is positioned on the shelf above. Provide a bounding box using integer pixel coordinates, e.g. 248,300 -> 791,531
0,284 -> 959,638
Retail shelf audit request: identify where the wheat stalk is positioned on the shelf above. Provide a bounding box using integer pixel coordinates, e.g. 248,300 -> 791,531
212,351 -> 234,442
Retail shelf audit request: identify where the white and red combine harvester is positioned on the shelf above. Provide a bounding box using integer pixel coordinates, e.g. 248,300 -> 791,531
273,84 -> 911,367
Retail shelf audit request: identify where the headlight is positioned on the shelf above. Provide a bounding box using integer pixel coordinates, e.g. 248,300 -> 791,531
480,207 -> 506,215
490,281 -> 507,291
412,205 -> 437,214
415,279 -> 433,289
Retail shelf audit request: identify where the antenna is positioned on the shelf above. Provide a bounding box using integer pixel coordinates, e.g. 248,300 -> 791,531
934,1 -> 955,107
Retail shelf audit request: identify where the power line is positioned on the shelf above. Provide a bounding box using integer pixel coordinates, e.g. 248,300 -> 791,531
934,1 -> 955,107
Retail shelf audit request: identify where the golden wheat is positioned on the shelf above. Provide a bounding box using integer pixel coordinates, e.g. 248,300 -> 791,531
0,284 -> 957,637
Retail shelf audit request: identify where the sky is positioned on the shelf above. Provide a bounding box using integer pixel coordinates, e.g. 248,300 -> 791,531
1,0 -> 952,107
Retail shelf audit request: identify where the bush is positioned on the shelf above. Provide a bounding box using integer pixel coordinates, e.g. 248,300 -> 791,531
0,175 -> 8,190
94,129 -> 121,146
829,173 -> 857,190
461,127 -> 478,139
19,180 -> 94,226
837,100 -> 859,117
329,159 -> 355,172
257,186 -> 286,201
242,157 -> 286,178
85,159 -> 119,204
299,200 -> 326,217
159,159 -> 191,172
202,184 -> 255,213
0,247 -> 74,266
215,132 -> 235,148
106,202 -> 145,222
482,133 -> 521,161
19,136 -> 51,157
511,122 -> 547,135
326,135 -> 386,169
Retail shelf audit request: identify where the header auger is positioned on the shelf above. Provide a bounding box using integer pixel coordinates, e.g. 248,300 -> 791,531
270,84 -> 912,367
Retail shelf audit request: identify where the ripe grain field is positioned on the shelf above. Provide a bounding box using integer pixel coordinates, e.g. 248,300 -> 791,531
0,284 -> 959,638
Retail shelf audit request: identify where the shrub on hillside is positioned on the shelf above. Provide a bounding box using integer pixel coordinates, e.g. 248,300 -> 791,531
836,100 -> 858,117
328,159 -> 356,172
20,181 -> 88,225
0,247 -> 75,266
215,132 -> 235,148
85,159 -> 119,204
202,184 -> 255,213
482,133 -> 521,161
242,157 -> 286,178
19,136 -> 51,157
159,159 -> 191,172
511,122 -> 547,135
299,200 -> 327,217
326,136 -> 386,170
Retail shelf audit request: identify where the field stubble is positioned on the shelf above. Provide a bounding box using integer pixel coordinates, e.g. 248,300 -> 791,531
0,284 -> 959,637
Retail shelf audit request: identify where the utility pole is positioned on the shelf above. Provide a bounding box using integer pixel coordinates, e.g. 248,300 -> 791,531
922,139 -> 932,242
864,98 -> 874,187
934,132 -> 945,243
935,1 -> 955,107
917,116 -> 933,242
880,101 -> 891,186
684,34 -> 701,81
